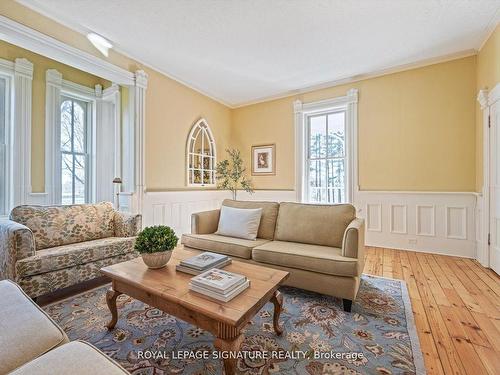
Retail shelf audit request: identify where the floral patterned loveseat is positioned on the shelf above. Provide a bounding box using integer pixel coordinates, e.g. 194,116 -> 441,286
0,202 -> 141,298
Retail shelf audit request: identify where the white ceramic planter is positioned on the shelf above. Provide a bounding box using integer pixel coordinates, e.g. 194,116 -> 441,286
141,251 -> 172,269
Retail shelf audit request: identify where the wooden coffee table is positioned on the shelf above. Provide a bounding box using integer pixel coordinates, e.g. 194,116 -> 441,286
101,247 -> 289,375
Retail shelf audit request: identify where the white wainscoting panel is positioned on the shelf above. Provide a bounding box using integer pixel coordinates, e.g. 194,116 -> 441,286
141,189 -> 477,258
416,205 -> 435,236
390,204 -> 407,234
355,191 -> 477,258
367,204 -> 382,232
142,190 -> 296,237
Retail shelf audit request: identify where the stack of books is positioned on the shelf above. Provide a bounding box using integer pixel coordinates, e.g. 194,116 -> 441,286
189,268 -> 250,302
176,252 -> 231,275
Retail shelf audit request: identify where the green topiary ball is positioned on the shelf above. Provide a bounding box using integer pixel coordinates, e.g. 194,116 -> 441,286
134,225 -> 179,254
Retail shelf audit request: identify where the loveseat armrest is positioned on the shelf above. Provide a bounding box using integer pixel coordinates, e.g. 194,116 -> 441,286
0,220 -> 36,280
342,218 -> 365,259
114,212 -> 142,237
191,209 -> 220,234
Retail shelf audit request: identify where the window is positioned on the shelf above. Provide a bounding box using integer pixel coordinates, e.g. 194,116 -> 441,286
187,119 -> 216,186
295,89 -> 358,204
0,76 -> 8,215
60,96 -> 90,204
307,110 -> 346,203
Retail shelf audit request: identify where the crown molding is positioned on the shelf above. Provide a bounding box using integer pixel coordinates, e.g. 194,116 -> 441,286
13,1 -> 486,108
15,0 -> 233,108
477,10 -> 500,51
0,15 -> 135,85
232,49 -> 477,108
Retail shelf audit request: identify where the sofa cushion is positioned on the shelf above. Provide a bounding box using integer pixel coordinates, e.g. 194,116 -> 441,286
0,280 -> 69,374
275,202 -> 356,248
216,206 -> 262,240
10,202 -> 116,250
9,341 -> 129,375
16,237 -> 136,278
181,233 -> 269,259
222,199 -> 279,240
18,252 -> 138,298
252,240 -> 361,277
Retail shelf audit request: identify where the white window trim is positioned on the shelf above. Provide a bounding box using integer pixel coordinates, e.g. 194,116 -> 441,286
0,15 -> 147,213
294,88 -> 358,203
0,57 -> 34,215
45,69 -> 101,205
186,118 -> 217,187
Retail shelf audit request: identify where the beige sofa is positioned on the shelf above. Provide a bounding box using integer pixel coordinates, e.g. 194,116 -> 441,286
0,202 -> 141,298
181,199 -> 365,311
0,279 -> 129,375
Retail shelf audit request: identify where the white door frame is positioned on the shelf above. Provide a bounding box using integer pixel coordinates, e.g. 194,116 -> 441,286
479,83 -> 500,270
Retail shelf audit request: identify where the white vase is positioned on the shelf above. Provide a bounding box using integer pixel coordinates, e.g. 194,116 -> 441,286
141,251 -> 172,269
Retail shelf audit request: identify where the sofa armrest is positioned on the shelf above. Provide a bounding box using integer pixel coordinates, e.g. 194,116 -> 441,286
342,218 -> 365,259
191,209 -> 220,234
0,220 -> 36,280
114,212 -> 142,237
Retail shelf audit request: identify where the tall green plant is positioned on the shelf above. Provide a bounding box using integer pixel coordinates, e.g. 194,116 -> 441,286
216,149 -> 254,200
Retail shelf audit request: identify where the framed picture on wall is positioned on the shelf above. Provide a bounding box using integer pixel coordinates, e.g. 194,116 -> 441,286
251,144 -> 276,175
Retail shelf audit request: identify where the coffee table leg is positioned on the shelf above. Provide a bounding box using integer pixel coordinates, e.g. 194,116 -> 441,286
271,290 -> 284,335
106,288 -> 122,330
214,333 -> 244,375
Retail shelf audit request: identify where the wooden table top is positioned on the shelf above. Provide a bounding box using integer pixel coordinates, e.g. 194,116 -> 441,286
101,246 -> 289,326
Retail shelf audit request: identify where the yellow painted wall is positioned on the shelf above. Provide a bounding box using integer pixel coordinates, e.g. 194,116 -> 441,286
476,24 -> 500,191
232,56 -> 477,191
0,0 -> 493,194
0,0 -> 232,192
0,40 -> 110,192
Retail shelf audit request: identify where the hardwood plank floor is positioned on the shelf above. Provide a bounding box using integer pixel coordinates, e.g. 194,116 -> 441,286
363,247 -> 500,375
38,247 -> 499,374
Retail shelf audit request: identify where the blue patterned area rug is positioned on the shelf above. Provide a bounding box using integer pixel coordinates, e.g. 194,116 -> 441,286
43,275 -> 425,374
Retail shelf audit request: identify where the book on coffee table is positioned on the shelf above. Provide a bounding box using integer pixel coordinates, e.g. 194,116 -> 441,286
176,258 -> 232,275
189,279 -> 250,302
176,252 -> 231,274
189,268 -> 249,301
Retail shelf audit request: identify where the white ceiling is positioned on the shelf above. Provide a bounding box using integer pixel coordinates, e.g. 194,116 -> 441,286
17,0 -> 500,107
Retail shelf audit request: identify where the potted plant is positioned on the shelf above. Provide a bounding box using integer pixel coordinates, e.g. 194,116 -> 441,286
216,148 -> 254,200
135,225 -> 179,269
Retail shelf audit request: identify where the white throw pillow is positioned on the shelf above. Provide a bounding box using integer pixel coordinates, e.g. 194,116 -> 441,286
216,206 -> 263,240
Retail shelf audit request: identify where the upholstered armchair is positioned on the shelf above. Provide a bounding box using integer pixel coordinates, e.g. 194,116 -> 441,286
0,202 -> 141,298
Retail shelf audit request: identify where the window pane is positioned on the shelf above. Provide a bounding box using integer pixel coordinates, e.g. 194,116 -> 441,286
73,102 -> 86,153
193,128 -> 203,154
60,97 -> 88,205
203,170 -> 210,185
309,115 -> 326,158
202,130 -> 212,156
60,100 -> 72,152
327,112 -> 345,157
61,153 -> 73,205
308,159 -> 327,203
74,154 -> 86,204
327,159 -> 345,203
